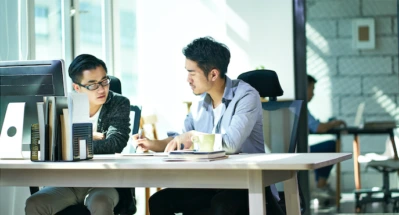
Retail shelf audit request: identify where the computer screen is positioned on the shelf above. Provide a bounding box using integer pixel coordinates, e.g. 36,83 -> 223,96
0,60 -> 67,148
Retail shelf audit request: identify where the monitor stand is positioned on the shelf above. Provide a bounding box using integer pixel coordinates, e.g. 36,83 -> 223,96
0,102 -> 25,159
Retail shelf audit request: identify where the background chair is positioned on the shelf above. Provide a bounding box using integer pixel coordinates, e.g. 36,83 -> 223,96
238,69 -> 306,214
109,75 -> 122,95
140,114 -> 158,140
29,75 -> 137,215
130,105 -> 141,135
354,158 -> 399,212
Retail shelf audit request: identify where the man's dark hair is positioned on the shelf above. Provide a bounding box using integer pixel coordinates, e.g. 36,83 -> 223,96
307,75 -> 317,85
183,36 -> 230,79
69,54 -> 107,83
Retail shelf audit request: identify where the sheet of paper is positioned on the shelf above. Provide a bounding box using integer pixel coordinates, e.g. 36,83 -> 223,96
68,92 -> 90,123
163,155 -> 229,162
116,152 -> 169,157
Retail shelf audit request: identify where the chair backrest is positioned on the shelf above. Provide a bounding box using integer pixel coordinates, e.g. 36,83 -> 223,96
130,105 -> 141,135
237,69 -> 283,101
262,101 -> 303,154
109,75 -> 122,94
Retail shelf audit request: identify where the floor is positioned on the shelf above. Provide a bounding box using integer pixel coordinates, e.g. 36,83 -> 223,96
311,192 -> 399,215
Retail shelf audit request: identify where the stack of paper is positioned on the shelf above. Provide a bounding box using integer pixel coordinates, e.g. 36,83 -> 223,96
164,150 -> 227,162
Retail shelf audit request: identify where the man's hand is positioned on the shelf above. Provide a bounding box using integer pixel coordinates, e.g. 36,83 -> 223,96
332,120 -> 346,128
93,132 -> 105,140
317,120 -> 347,133
164,131 -> 194,152
131,134 -> 155,152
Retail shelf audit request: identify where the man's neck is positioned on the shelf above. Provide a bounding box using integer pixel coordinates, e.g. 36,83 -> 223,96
90,104 -> 102,117
208,78 -> 226,108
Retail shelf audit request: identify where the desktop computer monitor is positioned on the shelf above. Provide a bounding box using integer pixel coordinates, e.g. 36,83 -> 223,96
0,60 -> 67,150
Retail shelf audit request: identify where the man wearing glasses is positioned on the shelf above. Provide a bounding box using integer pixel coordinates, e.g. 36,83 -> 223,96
25,54 -> 134,215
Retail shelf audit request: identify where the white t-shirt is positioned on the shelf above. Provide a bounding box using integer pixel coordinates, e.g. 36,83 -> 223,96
213,103 -> 225,130
89,106 -> 102,132
212,103 -> 225,150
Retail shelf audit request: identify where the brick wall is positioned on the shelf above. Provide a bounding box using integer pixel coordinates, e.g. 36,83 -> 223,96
306,0 -> 398,191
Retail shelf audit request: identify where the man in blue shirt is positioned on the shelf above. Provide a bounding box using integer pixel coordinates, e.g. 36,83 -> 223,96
307,75 -> 346,203
133,37 -> 280,214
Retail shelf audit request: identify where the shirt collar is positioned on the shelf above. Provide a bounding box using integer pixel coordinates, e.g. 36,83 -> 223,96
203,76 -> 234,110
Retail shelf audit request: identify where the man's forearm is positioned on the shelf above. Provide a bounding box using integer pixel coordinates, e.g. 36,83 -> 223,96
151,137 -> 174,152
317,121 -> 339,133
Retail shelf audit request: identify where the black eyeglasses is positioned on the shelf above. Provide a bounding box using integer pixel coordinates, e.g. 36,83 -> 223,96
76,77 -> 111,91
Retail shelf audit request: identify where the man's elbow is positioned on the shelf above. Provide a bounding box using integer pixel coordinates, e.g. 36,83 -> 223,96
116,140 -> 128,153
223,143 -> 241,154
113,144 -> 124,153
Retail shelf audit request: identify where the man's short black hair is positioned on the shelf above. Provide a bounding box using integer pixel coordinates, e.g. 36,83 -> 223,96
69,54 -> 107,84
183,36 -> 230,79
307,75 -> 317,85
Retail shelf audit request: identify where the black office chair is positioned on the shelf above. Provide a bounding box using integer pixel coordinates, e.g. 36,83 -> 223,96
238,69 -> 306,215
130,105 -> 141,135
29,75 -> 137,215
109,75 -> 122,95
354,158 -> 399,212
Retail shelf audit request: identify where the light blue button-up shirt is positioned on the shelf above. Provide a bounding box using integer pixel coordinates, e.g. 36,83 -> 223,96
183,76 -> 265,154
175,76 -> 279,199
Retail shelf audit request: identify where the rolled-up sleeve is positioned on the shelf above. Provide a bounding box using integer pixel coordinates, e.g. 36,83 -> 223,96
182,112 -> 195,133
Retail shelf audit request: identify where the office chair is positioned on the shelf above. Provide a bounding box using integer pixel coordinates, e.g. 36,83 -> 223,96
29,75 -> 137,215
354,158 -> 399,212
238,69 -> 306,215
109,75 -> 122,95
130,105 -> 141,135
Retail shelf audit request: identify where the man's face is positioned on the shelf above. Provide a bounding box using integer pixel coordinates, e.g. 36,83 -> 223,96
185,59 -> 212,95
73,66 -> 109,107
307,82 -> 315,102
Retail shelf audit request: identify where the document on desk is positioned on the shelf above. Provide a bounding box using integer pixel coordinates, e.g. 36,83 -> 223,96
115,152 -> 169,157
163,155 -> 229,162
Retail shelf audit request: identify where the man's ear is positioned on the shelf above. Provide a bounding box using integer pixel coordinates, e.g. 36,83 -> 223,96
72,83 -> 80,92
210,69 -> 219,81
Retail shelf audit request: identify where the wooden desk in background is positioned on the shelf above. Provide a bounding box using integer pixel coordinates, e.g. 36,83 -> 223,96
0,153 -> 351,215
313,126 -> 398,209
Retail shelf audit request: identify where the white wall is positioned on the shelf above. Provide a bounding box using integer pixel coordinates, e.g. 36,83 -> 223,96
136,0 -> 295,138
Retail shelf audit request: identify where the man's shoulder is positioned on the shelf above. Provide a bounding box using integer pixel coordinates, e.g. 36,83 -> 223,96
103,91 -> 130,113
108,91 -> 130,104
100,91 -> 130,121
232,79 -> 260,98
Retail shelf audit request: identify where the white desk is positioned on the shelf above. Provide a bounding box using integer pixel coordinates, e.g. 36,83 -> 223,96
0,153 -> 351,215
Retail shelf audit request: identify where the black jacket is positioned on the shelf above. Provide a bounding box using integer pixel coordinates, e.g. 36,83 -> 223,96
94,91 -> 130,154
